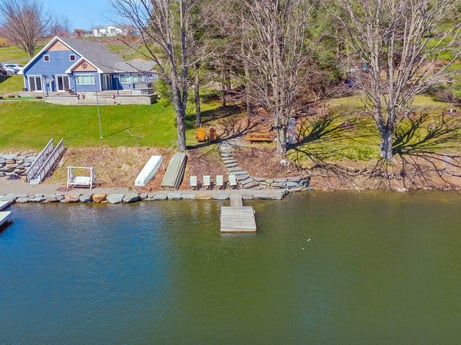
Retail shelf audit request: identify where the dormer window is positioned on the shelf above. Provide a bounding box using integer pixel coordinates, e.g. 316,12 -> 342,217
69,54 -> 76,61
43,55 -> 50,62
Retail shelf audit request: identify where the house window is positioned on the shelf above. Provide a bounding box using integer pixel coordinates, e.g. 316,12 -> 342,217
75,74 -> 95,85
28,75 -> 43,91
69,54 -> 76,61
43,55 -> 50,62
132,73 -> 143,83
119,73 -> 131,84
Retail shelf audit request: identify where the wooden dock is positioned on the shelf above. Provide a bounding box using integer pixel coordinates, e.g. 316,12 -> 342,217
220,194 -> 257,233
0,200 -> 11,211
0,211 -> 12,228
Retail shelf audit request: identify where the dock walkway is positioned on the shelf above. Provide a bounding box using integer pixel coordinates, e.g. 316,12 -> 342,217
0,211 -> 11,228
220,194 -> 257,233
0,200 -> 11,211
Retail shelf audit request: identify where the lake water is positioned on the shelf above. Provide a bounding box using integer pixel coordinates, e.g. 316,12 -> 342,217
1,191 -> 460,344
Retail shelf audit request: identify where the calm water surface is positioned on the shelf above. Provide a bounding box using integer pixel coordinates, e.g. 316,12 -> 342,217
1,191 -> 460,344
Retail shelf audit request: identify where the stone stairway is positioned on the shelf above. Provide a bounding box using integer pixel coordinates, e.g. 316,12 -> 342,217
219,141 -> 262,189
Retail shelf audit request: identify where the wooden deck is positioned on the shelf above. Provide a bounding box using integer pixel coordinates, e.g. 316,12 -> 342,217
220,194 -> 257,233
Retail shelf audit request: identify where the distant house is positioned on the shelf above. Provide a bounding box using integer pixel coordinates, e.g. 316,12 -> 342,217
21,36 -> 157,96
92,25 -> 128,37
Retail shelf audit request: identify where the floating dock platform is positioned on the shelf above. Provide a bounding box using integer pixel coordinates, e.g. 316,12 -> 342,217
0,211 -> 12,228
0,200 -> 11,211
220,194 -> 256,233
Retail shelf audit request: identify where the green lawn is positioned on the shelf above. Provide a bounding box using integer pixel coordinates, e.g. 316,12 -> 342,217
0,46 -> 29,64
0,102 -> 178,150
0,75 -> 25,94
0,99 -> 222,151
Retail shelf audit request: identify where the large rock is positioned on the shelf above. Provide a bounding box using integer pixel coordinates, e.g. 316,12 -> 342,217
29,194 -> 46,202
181,192 -> 196,200
149,192 -> 168,200
123,193 -> 141,203
16,197 -> 29,203
79,194 -> 94,203
107,194 -> 125,204
64,194 -> 80,203
167,192 -> 182,200
92,193 -> 107,203
45,194 -> 60,203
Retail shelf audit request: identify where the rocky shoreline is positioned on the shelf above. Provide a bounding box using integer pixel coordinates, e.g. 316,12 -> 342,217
0,187 -> 306,206
0,146 -> 312,205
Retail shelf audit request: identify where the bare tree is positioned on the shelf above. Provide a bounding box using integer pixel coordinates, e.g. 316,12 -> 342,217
242,0 -> 313,158
113,0 -> 201,151
335,0 -> 461,161
49,15 -> 71,37
0,0 -> 49,57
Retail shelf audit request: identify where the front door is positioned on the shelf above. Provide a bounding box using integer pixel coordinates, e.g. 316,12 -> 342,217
56,75 -> 70,91
28,75 -> 43,91
101,74 -> 111,91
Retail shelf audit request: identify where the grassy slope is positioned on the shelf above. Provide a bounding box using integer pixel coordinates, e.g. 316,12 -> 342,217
0,100 -> 220,151
0,75 -> 24,93
0,102 -> 176,150
0,46 -> 29,64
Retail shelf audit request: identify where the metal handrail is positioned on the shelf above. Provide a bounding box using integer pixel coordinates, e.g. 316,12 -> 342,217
31,139 -> 65,183
26,138 -> 54,182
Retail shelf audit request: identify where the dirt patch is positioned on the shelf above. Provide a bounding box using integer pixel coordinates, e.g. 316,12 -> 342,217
233,145 -> 303,178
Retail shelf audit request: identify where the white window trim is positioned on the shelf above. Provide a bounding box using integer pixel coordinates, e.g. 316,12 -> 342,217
69,54 -> 76,61
75,74 -> 96,85
43,55 -> 50,62
119,73 -> 131,84
28,75 -> 43,91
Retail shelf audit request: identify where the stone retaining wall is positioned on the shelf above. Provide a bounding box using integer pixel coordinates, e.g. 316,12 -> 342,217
0,153 -> 36,179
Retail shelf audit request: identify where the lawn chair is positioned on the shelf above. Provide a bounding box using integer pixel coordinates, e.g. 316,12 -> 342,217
216,175 -> 224,189
189,175 -> 197,190
203,175 -> 211,189
228,174 -> 237,189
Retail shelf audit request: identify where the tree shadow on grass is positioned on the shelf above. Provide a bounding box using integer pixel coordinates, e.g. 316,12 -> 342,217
186,106 -> 262,150
290,110 -> 461,190
185,105 -> 242,130
391,112 -> 461,189
289,112 -> 367,177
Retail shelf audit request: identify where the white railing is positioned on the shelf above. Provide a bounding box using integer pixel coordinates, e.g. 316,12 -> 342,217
26,138 -> 54,182
28,138 -> 65,184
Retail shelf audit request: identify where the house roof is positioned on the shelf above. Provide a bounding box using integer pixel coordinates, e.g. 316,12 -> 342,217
59,37 -> 138,73
24,36 -> 156,74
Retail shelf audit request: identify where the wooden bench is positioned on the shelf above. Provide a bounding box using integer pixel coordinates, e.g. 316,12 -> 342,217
246,132 -> 274,143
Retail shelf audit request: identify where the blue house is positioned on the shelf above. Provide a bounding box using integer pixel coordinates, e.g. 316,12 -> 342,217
22,36 -> 157,95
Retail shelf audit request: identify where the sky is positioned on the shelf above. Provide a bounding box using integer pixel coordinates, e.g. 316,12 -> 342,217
44,0 -> 124,30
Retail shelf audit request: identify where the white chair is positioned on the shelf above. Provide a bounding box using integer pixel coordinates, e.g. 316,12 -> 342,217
216,175 -> 224,189
203,175 -> 211,189
228,174 -> 237,189
189,175 -> 197,189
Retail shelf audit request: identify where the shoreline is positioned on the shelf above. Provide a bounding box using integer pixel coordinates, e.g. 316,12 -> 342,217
0,178 -> 299,204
